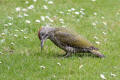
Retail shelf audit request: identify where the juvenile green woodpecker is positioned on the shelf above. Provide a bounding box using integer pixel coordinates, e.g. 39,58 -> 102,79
38,26 -> 105,58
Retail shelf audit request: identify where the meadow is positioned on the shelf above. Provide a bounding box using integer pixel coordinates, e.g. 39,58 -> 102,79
0,0 -> 120,80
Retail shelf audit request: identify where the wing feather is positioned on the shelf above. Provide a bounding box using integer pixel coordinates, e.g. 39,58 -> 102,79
54,28 -> 92,48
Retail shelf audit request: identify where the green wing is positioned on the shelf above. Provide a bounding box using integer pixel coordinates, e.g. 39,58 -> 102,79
54,28 -> 93,48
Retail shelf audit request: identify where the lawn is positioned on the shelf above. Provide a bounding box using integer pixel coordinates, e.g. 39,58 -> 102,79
0,0 -> 120,80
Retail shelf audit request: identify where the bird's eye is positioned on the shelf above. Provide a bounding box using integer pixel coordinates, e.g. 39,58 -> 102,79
41,33 -> 44,36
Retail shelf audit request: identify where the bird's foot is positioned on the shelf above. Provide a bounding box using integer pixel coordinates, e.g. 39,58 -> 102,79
63,53 -> 71,58
62,53 -> 67,56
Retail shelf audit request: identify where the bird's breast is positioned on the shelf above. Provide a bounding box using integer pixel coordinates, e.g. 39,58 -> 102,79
49,35 -> 66,51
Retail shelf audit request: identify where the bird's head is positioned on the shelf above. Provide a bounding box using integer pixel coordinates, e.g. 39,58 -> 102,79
38,26 -> 54,50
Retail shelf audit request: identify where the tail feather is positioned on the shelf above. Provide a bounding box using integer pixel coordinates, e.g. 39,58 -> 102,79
89,50 -> 105,58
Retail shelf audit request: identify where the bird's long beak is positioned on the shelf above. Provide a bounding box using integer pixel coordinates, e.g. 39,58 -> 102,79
40,34 -> 48,51
41,39 -> 44,51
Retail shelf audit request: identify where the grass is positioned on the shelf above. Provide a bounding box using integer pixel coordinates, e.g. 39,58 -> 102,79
0,0 -> 120,80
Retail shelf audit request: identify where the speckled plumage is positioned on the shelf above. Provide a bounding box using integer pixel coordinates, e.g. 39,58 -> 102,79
38,26 -> 104,58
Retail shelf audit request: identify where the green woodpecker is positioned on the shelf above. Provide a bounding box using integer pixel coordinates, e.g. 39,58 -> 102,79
38,26 -> 105,58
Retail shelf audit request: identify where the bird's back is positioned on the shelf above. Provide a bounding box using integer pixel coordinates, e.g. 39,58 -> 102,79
53,27 -> 93,48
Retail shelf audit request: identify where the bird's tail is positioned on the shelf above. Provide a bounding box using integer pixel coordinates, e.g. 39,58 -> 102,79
89,50 -> 105,58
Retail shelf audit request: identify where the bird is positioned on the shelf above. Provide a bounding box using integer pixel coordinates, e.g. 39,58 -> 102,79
38,25 -> 105,58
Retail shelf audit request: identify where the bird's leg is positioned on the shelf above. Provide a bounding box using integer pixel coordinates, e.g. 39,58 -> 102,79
62,53 -> 67,56
64,52 -> 71,58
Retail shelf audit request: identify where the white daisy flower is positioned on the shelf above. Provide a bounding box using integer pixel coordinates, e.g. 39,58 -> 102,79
81,12 -> 85,15
103,22 -> 107,26
25,20 -> 31,24
43,5 -> 48,10
18,14 -> 23,18
71,8 -> 75,11
45,16 -> 50,19
68,9 -> 72,12
16,7 -> 21,12
22,8 -> 27,12
93,12 -> 97,16
62,25 -> 66,27
59,11 -> 64,14
116,12 -> 119,15
25,1 -> 29,4
1,33 -> 5,36
57,62 -> 61,66
35,20 -> 40,23
92,22 -> 96,26
0,52 -> 3,54
91,0 -> 96,2
59,18 -> 64,22
48,1 -> 53,4
20,30 -> 24,32
60,22 -> 64,24
75,12 -> 80,15
0,39 -> 5,43
96,41 -> 100,45
14,34 -> 18,37
24,13 -> 29,16
100,74 -> 106,80
8,16 -> 13,20
80,8 -> 85,11
80,11 -> 83,13
24,36 -> 28,39
28,5 -> 34,9
53,75 -> 56,78
79,65 -> 83,69
40,66 -> 46,69
102,32 -> 107,35
4,24 -> 8,26
8,23 -> 13,26
49,18 -> 54,22
33,0 -> 37,2
111,73 -> 116,77
94,36 -> 98,40
11,42 -> 15,45
80,11 -> 85,15
59,18 -> 64,24
0,61 -> 2,64
101,16 -> 105,19
41,16 -> 45,21
15,29 -> 19,32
